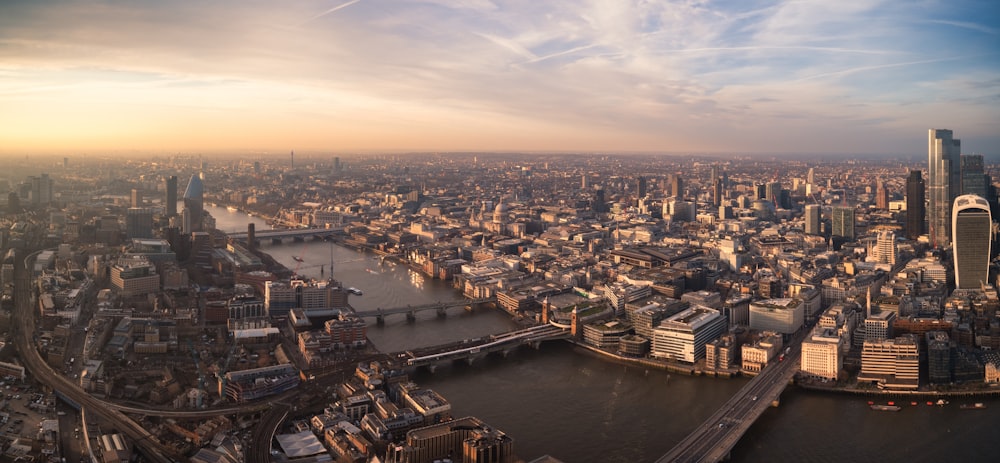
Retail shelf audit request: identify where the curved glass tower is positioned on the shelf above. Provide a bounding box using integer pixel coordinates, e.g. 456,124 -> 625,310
952,194 -> 991,289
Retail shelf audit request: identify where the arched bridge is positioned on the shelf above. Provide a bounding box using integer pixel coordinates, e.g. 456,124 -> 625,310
354,297 -> 496,322
398,324 -> 570,369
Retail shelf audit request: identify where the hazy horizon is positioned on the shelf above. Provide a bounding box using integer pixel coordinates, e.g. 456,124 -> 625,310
1,1 -> 998,155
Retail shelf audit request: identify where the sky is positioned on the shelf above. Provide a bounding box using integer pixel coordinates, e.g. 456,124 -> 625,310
0,0 -> 998,156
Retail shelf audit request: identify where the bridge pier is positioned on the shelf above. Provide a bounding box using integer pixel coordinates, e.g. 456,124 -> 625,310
271,238 -> 282,244
529,341 -> 542,350
437,307 -> 447,318
426,364 -> 437,373
406,311 -> 416,323
293,236 -> 304,242
376,314 -> 385,326
501,348 -> 514,358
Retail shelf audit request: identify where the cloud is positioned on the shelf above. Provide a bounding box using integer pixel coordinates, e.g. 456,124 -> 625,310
0,0 -> 997,154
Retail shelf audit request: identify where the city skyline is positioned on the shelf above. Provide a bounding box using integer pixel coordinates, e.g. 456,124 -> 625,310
1,0 -> 999,156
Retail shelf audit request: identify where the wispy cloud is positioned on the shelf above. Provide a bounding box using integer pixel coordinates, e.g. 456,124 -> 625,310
0,0 -> 997,154
298,0 -> 363,27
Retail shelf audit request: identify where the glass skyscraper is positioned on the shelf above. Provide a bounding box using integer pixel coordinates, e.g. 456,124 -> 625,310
928,129 -> 961,247
952,194 -> 991,289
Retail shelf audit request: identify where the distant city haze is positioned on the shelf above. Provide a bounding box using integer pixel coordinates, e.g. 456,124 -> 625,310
0,1 -> 998,156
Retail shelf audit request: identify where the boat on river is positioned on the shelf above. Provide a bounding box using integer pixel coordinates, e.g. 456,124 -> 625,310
960,403 -> 987,410
870,404 -> 902,411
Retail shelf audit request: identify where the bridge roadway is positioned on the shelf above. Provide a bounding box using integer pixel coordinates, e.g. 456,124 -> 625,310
401,324 -> 569,367
656,332 -> 806,463
353,297 -> 497,318
227,227 -> 340,240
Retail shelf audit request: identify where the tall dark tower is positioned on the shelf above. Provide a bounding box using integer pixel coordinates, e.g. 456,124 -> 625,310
593,188 -> 606,213
247,223 -> 256,251
290,150 -> 295,168
905,170 -> 925,240
131,188 -> 143,208
166,175 -> 178,217
636,176 -> 647,198
671,175 -> 684,200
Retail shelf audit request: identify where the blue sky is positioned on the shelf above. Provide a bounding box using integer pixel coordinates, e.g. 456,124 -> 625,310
0,0 -> 997,156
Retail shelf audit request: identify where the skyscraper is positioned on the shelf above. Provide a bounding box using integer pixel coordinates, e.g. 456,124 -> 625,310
183,173 -> 205,233
671,175 -> 684,200
875,179 -> 888,210
952,194 -> 991,289
928,129 -> 961,246
905,170 -> 925,240
804,204 -> 821,235
131,188 -> 143,208
831,206 -> 855,242
166,175 -> 178,217
636,176 -> 647,198
126,207 -> 154,239
961,154 -> 987,198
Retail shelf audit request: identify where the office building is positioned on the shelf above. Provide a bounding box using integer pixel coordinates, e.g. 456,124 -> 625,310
27,173 -> 53,207
875,179 -> 888,210
928,129 -> 961,246
961,154 -> 987,197
386,416 -> 513,463
875,230 -> 897,265
804,204 -> 821,235
636,176 -> 647,198
801,327 -> 843,381
858,335 -> 919,390
926,331 -> 953,384
182,173 -> 204,233
651,305 -> 726,363
905,170 -> 925,240
749,298 -> 804,334
952,194 -> 992,289
125,207 -> 154,239
831,206 -> 854,242
166,175 -> 178,217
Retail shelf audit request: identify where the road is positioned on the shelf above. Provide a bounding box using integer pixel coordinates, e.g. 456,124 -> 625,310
657,333 -> 804,463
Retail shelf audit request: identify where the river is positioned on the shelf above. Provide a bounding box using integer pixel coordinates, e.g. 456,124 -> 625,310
209,205 -> 996,463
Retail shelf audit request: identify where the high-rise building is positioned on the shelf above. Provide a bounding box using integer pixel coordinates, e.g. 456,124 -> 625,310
636,176 -> 647,198
875,230 -> 897,265
928,129 -> 961,246
131,188 -> 143,208
905,170 -> 925,240
125,208 -> 154,239
831,206 -> 855,242
807,167 -> 816,185
952,194 -> 991,289
961,154 -> 987,197
765,182 -> 781,205
27,174 -> 53,207
671,175 -> 684,200
182,173 -> 204,233
804,204 -> 821,235
875,179 -> 888,210
166,175 -> 178,217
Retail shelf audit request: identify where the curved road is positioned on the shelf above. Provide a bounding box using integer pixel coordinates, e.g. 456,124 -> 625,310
12,250 -> 183,462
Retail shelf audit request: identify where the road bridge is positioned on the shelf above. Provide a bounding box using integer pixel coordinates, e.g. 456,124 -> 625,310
227,227 -> 341,243
656,334 -> 805,463
398,324 -> 570,369
354,297 -> 496,323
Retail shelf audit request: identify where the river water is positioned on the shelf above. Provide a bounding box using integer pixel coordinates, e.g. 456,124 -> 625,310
210,206 -> 996,463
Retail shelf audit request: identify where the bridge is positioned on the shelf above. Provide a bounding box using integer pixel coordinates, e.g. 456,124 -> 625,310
398,324 -> 570,370
227,227 -> 341,243
354,297 -> 497,324
656,333 -> 805,463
